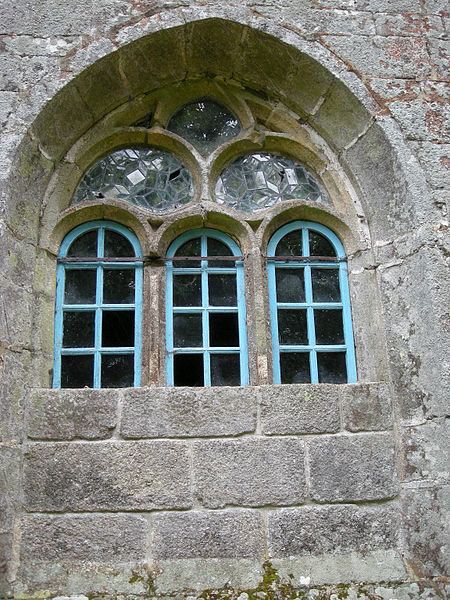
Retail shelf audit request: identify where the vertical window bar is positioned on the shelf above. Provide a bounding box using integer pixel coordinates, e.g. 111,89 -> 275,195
267,259 -> 281,383
236,259 -> 249,385
202,234 -> 211,385
340,261 -> 357,382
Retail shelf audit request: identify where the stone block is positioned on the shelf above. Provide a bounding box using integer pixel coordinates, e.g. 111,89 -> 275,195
402,418 -> 449,483
193,438 -> 306,508
260,384 -> 340,435
402,485 -> 450,576
0,0 -> 92,36
268,504 -> 399,556
311,81 -> 372,150
356,0 -> 422,9
428,38 -> 450,80
342,382 -> 392,431
26,389 -> 118,440
20,514 -> 147,562
308,433 -> 398,502
0,533 -> 12,599
0,445 -> 20,533
152,509 -> 264,559
121,386 -> 256,438
410,141 -> 450,188
24,441 -> 192,511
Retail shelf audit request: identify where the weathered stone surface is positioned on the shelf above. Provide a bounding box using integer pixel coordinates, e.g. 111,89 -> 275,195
260,384 -> 340,434
24,441 -> 192,511
0,444 -> 21,533
308,433 -> 398,501
0,532 -> 12,599
410,141 -> 450,188
26,389 -> 118,440
193,438 -> 306,508
402,485 -> 450,576
311,81 -> 372,150
20,514 -> 147,561
342,382 -> 392,431
152,510 -> 264,559
0,0 -> 92,36
121,386 -> 256,438
402,418 -> 449,483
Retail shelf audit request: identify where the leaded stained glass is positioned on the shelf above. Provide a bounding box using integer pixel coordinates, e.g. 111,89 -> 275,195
215,153 -> 327,213
73,147 -> 193,213
167,98 -> 241,156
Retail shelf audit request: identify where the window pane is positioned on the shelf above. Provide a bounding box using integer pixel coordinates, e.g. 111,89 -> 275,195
64,270 -> 97,304
63,311 -> 95,347
101,354 -> 134,387
174,354 -> 204,386
276,268 -> 305,303
280,352 -> 310,383
173,275 -> 202,307
167,98 -> 241,156
277,309 -> 307,345
275,230 -> 303,257
173,238 -> 201,268
173,313 -> 202,347
61,355 -> 94,388
311,269 -> 341,302
210,353 -> 240,386
207,238 -> 233,267
209,274 -> 237,306
67,230 -> 98,257
104,230 -> 134,257
102,310 -> 135,347
103,269 -> 135,304
209,313 -> 239,347
309,230 -> 336,257
314,309 -> 344,345
317,352 -> 347,383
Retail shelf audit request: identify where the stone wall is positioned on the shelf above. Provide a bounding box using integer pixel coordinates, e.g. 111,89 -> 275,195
0,0 -> 448,598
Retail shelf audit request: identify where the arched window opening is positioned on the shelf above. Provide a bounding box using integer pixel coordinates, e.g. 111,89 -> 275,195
215,153 -> 327,212
53,221 -> 143,388
267,221 -> 356,384
72,147 -> 193,212
167,97 -> 241,156
165,229 -> 248,387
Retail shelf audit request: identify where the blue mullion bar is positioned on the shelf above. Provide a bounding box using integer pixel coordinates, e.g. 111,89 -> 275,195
304,262 -> 318,383
201,242 -> 211,386
93,264 -> 103,388
340,262 -> 357,382
268,260 -> 281,383
134,262 -> 143,387
52,264 -> 65,387
236,260 -> 249,385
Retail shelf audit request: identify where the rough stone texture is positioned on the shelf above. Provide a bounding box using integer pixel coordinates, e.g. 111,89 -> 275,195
260,384 -> 340,434
308,433 -> 398,501
24,441 -> 192,511
402,418 -> 449,483
121,386 -> 256,438
26,389 -> 118,440
152,510 -> 264,559
341,382 -> 393,431
193,438 -> 306,508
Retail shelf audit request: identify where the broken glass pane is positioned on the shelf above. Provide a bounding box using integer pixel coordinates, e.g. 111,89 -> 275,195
215,153 -> 327,212
102,310 -> 135,347
210,353 -> 240,386
209,313 -> 239,347
280,352 -> 310,383
73,147 -> 193,213
167,98 -> 241,156
174,354 -> 204,386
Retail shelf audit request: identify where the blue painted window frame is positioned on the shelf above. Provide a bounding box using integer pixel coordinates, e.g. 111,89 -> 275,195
267,221 -> 357,384
165,228 -> 249,386
53,220 -> 143,388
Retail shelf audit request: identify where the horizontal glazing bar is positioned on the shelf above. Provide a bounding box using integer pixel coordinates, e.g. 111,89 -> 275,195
276,302 -> 343,309
170,347 -> 240,353
60,257 -> 144,264
61,347 -> 135,354
279,345 -> 347,352
173,307 -> 238,313
266,256 -> 345,262
62,304 -> 135,309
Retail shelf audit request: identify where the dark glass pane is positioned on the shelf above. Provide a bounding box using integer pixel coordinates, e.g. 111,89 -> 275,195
209,274 -> 237,306
208,237 -> 233,267
278,309 -> 307,345
67,230 -> 98,257
308,230 -> 336,257
101,354 -> 134,387
167,98 -> 241,156
102,310 -> 135,347
275,230 -> 303,257
275,268 -> 305,303
64,269 -> 97,304
104,230 -> 134,257
174,314 -> 202,347
280,352 -> 311,383
103,269 -> 135,304
209,313 -> 239,347
173,275 -> 202,306
317,352 -> 347,383
61,354 -> 94,388
173,238 -> 201,268
314,309 -> 344,345
211,354 -> 240,386
63,311 -> 95,347
311,269 -> 341,302
174,354 -> 204,386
